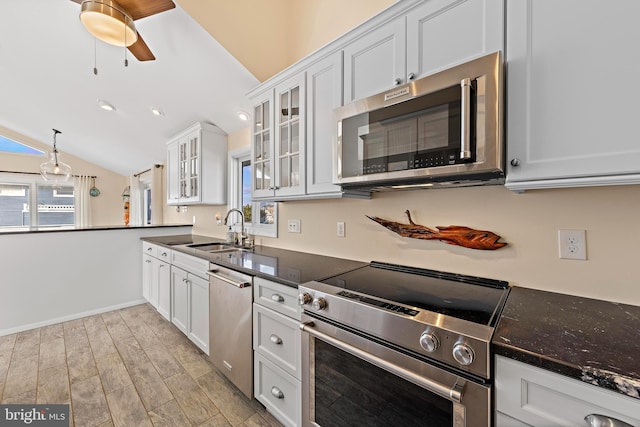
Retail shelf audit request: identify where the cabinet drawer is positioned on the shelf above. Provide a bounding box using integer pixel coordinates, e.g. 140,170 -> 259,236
254,277 -> 300,320
254,352 -> 300,427
171,251 -> 209,279
142,241 -> 156,255
156,246 -> 171,261
495,355 -> 640,426
253,304 -> 301,380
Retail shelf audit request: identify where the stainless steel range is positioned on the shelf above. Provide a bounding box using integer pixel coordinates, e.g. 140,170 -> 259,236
298,261 -> 509,427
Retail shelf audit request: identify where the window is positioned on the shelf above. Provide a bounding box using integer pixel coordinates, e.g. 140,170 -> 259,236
0,135 -> 44,156
0,174 -> 75,230
229,148 -> 277,237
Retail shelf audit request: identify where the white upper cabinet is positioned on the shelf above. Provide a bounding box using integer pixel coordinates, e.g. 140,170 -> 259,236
406,0 -> 504,79
343,17 -> 406,104
306,52 -> 343,196
274,74 -> 306,198
506,0 -> 640,191
252,74 -> 306,200
166,122 -> 227,205
343,0 -> 505,105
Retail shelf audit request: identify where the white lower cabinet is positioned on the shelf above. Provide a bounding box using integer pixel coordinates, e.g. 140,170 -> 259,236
141,243 -> 171,321
254,352 -> 301,427
170,251 -> 210,355
495,355 -> 640,426
253,277 -> 301,427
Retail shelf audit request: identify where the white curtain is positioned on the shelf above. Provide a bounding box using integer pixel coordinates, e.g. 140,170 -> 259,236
74,175 -> 92,227
129,174 -> 144,227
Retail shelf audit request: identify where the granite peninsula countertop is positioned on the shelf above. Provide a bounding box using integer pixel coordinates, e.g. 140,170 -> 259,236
493,286 -> 640,400
142,234 -> 367,287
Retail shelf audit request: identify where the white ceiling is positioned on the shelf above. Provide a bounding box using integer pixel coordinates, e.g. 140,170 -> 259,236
0,0 -> 259,176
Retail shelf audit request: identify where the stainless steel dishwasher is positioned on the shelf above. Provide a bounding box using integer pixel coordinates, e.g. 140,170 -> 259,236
208,264 -> 253,398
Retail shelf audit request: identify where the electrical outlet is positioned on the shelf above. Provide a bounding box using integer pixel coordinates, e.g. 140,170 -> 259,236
558,229 -> 587,260
287,219 -> 301,233
337,222 -> 345,237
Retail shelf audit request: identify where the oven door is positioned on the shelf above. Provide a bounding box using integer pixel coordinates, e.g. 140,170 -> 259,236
300,314 -> 490,427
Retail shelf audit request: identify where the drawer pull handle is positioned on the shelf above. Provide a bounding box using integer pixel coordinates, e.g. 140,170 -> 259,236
145,259 -> 151,263
270,386 -> 284,399
270,334 -> 283,345
147,247 -> 153,251
584,414 -> 633,427
161,252 -> 167,256
271,294 -> 284,303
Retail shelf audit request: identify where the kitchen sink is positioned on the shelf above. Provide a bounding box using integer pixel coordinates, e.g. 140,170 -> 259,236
187,242 -> 237,252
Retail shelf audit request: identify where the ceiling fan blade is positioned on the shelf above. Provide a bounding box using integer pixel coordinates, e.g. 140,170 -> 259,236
117,0 -> 175,21
128,33 -> 155,61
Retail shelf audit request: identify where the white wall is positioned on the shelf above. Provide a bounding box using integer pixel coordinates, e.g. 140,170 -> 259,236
0,226 -> 192,335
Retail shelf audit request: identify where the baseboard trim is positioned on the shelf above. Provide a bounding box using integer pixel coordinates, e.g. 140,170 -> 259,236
0,299 -> 148,336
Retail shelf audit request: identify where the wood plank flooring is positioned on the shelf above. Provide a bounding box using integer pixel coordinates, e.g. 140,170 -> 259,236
0,304 -> 282,427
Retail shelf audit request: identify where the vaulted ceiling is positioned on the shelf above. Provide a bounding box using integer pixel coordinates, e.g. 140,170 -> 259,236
0,0 -> 394,177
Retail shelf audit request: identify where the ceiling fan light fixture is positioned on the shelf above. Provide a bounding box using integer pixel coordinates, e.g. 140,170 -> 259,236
80,0 -> 138,47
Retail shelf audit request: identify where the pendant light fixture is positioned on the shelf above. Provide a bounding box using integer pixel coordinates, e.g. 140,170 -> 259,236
40,129 -> 72,182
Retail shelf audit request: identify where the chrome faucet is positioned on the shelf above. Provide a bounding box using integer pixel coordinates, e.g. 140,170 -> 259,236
223,208 -> 245,246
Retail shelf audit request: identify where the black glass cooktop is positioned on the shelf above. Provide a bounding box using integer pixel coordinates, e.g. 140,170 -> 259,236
319,261 -> 509,326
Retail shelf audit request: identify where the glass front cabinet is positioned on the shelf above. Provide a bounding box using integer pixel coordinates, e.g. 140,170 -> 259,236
252,74 -> 306,200
166,122 -> 227,206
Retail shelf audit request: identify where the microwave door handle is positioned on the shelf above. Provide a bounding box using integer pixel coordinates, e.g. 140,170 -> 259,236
460,78 -> 472,160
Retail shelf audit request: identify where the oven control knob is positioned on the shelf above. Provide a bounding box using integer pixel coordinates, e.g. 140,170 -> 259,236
452,342 -> 475,366
312,297 -> 327,311
419,331 -> 440,353
298,292 -> 312,306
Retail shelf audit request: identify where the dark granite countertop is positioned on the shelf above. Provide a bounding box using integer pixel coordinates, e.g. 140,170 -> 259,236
0,224 -> 192,235
142,234 -> 367,287
493,286 -> 640,400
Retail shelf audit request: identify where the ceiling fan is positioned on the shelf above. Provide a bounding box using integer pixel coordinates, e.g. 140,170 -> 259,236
71,0 -> 176,61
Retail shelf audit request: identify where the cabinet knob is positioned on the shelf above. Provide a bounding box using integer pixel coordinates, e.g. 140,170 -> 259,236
271,294 -> 284,303
408,73 -> 416,81
394,78 -> 402,86
269,334 -> 283,345
270,386 -> 284,399
510,158 -> 521,167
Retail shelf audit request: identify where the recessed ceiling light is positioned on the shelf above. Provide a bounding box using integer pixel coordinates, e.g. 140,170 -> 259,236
150,107 -> 164,116
97,99 -> 116,111
237,110 -> 250,121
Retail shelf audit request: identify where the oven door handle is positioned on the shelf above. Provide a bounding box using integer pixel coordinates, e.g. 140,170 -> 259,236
300,321 -> 464,403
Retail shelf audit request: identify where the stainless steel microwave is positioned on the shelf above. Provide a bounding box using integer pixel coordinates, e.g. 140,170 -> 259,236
335,51 -> 504,191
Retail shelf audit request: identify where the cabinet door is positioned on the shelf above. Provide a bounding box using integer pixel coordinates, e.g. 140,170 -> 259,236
506,0 -> 640,190
156,260 -> 171,321
343,17 -> 406,104
183,131 -> 201,203
306,52 -> 343,195
252,95 -> 276,199
406,0 -> 504,79
171,267 -> 189,335
142,254 -> 153,302
166,141 -> 180,205
274,74 -> 306,198
188,273 -> 209,355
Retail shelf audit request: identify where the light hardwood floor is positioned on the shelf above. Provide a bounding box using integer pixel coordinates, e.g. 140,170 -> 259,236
0,304 -> 282,427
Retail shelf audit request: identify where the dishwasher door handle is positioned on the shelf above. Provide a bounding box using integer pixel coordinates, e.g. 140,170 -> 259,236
208,270 -> 251,288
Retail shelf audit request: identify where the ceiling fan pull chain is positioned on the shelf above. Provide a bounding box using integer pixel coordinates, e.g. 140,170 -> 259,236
124,19 -> 129,67
93,37 -> 98,76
